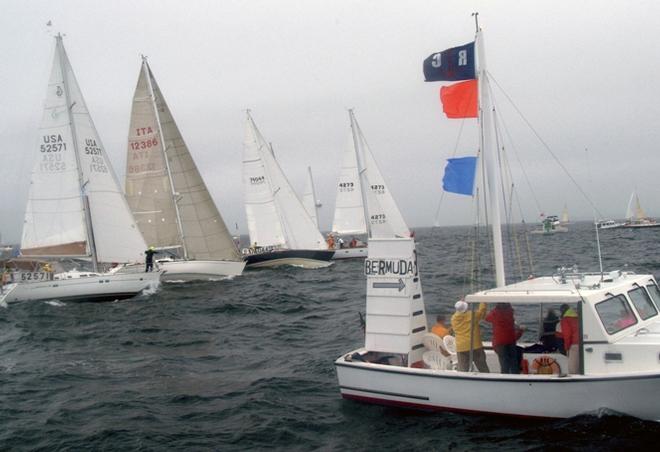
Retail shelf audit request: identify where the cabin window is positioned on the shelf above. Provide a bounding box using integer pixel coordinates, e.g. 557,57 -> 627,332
595,295 -> 638,334
645,282 -> 660,309
628,287 -> 658,320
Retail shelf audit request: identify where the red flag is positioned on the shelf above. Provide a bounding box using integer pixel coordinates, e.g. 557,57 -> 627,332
440,79 -> 478,118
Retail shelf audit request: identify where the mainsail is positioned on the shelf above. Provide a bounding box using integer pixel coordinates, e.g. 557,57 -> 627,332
22,35 -> 146,264
125,58 -> 241,262
242,112 -> 326,250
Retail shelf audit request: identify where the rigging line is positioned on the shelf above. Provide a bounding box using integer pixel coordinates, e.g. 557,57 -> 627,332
487,71 -> 604,219
489,84 -> 543,217
432,116 -> 469,230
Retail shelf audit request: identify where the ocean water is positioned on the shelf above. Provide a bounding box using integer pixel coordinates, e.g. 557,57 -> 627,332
2,223 -> 660,450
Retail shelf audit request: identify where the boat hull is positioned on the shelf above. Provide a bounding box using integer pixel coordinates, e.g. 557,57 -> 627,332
244,249 -> 334,269
3,271 -> 160,303
332,246 -> 368,260
159,259 -> 246,281
623,223 -> 660,229
335,352 -> 660,421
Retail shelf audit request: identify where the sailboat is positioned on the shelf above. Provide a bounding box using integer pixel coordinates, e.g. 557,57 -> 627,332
335,22 -> 660,421
330,111 -> 411,259
302,166 -> 322,229
242,111 -> 334,268
5,34 -> 160,303
622,190 -> 660,228
124,57 -> 245,281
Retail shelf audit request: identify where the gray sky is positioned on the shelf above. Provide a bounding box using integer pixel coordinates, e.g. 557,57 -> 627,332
2,0 -> 660,243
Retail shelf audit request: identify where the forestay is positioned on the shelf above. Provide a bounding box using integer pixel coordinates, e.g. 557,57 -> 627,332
302,166 -> 320,229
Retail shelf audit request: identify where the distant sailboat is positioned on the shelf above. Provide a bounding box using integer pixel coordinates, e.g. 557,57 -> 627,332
125,57 -> 245,281
330,110 -> 410,258
242,111 -> 334,268
623,190 -> 660,228
7,34 -> 160,303
560,205 -> 569,225
302,166 -> 322,229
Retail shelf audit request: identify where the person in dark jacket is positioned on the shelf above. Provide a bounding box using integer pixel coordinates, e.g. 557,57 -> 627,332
145,246 -> 156,272
486,303 -> 524,373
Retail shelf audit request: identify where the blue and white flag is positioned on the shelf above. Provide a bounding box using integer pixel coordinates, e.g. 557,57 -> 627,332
423,42 -> 475,82
442,156 -> 477,195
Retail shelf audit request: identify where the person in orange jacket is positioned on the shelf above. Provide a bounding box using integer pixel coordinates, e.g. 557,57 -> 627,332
560,304 -> 579,374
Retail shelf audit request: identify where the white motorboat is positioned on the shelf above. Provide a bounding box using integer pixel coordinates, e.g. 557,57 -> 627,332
11,34 -> 160,303
335,22 -> 660,421
597,219 -> 625,230
242,112 -> 334,268
125,57 -> 245,281
330,111 -> 412,259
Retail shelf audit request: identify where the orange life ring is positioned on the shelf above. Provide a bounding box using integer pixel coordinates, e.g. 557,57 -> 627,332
531,355 -> 561,375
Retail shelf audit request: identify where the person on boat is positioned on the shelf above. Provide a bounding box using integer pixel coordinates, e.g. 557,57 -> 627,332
486,303 -> 524,374
451,300 -> 489,373
615,309 -> 637,330
540,308 -> 561,352
338,237 -> 345,249
560,304 -> 579,374
431,314 -> 451,338
1,267 -> 11,294
326,234 -> 335,250
144,246 -> 156,272
349,237 -> 358,248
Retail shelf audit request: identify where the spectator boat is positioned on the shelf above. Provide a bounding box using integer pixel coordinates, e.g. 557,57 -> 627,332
334,22 -> 660,421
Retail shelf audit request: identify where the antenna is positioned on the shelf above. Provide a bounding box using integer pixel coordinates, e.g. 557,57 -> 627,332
595,213 -> 604,281
471,12 -> 480,32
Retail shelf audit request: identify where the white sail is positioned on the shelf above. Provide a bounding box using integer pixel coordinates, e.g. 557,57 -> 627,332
22,35 -> 146,263
626,191 -> 647,221
351,112 -> 410,239
302,166 -> 321,229
561,204 -> 569,224
243,113 -> 326,250
332,133 -> 367,235
126,59 -> 241,262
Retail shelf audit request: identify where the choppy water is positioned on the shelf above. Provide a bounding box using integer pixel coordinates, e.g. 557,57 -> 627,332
2,223 -> 660,450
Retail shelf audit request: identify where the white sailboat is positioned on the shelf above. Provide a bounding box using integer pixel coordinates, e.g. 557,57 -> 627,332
6,34 -> 160,303
330,111 -> 410,259
242,111 -> 334,268
335,23 -> 660,421
622,190 -> 660,228
302,166 -> 322,230
124,57 -> 245,281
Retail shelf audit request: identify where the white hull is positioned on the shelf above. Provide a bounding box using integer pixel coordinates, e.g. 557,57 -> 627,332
159,259 -> 245,281
247,257 -> 332,269
332,246 -> 368,260
335,350 -> 660,420
3,271 -> 160,303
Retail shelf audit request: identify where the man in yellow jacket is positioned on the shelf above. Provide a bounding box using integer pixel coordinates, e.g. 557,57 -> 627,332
451,300 -> 490,372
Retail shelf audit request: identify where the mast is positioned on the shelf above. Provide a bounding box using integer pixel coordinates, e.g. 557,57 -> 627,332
349,109 -> 372,239
142,57 -> 188,259
306,166 -> 321,227
58,34 -> 98,271
476,28 -> 506,287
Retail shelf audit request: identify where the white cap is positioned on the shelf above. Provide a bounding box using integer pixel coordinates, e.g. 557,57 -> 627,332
454,300 -> 468,312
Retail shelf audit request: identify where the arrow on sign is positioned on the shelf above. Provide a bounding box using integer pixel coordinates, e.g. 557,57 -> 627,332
373,278 -> 406,292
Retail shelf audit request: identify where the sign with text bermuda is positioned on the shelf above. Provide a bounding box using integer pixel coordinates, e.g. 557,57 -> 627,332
364,238 -> 427,360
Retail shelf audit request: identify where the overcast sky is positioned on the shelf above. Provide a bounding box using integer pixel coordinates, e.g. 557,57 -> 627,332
2,0 -> 660,243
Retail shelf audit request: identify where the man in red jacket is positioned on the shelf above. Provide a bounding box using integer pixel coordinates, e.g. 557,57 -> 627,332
560,304 -> 580,374
486,303 -> 524,374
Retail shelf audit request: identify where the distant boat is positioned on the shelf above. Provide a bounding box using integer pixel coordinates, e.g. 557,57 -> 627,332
529,215 -> 568,235
301,166 -> 322,230
124,57 -> 245,281
597,219 -> 625,230
560,205 -> 569,225
622,191 -> 660,229
242,112 -> 334,268
7,34 -> 160,303
330,110 -> 410,259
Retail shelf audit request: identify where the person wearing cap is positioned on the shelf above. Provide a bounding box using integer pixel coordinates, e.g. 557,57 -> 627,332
144,246 -> 156,272
451,300 -> 490,372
